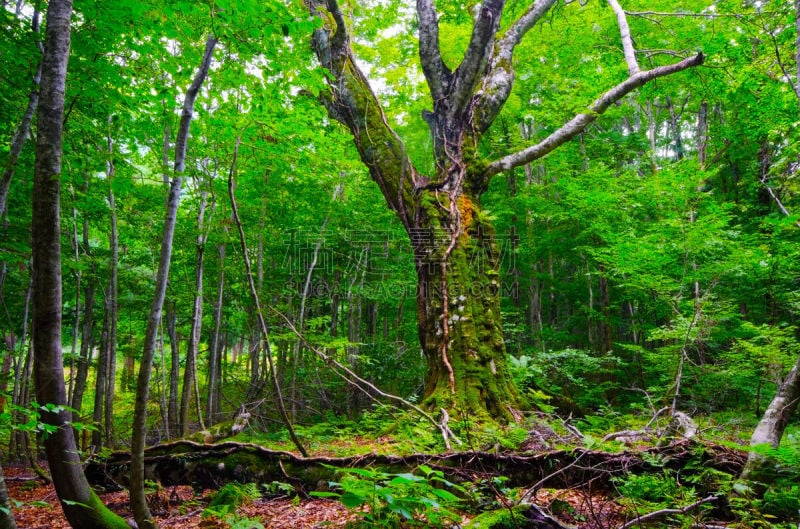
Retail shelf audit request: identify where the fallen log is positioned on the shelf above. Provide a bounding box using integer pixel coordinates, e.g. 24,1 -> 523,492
85,439 -> 745,496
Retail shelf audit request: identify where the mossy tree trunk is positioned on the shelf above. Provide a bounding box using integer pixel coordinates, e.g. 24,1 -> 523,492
414,189 -> 517,420
304,0 -> 703,421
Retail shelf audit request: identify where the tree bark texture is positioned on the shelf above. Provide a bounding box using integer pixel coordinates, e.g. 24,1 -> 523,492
31,1 -> 130,527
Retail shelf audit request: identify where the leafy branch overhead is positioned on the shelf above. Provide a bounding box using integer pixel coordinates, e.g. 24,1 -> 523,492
306,0 -> 704,206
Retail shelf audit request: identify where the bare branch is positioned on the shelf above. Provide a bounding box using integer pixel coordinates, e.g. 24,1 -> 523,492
617,495 -> 718,529
417,0 -> 451,103
271,307 -> 460,450
760,175 -> 800,228
625,10 -> 759,18
484,52 -> 704,178
608,0 -> 639,75
449,0 -> 504,123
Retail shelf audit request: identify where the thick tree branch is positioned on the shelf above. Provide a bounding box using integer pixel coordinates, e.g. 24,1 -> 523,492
417,0 -> 451,103
306,0 -> 418,230
449,0 -> 504,123
484,52 -> 704,177
474,0 -> 558,132
608,0 -> 639,75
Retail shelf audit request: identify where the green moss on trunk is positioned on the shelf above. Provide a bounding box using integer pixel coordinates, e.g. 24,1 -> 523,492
415,189 -> 518,423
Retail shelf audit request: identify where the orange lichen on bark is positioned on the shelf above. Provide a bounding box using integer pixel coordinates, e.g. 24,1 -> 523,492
457,194 -> 474,240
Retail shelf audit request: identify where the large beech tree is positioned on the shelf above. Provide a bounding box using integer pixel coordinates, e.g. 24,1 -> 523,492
30,0 -> 129,527
304,0 -> 704,420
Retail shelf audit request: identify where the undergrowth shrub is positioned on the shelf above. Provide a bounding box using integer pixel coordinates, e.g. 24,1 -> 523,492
311,464 -> 465,528
203,483 -> 261,518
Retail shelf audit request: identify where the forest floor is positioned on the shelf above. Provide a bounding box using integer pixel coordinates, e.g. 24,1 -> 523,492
5,463 -> 355,528
5,462 -> 634,529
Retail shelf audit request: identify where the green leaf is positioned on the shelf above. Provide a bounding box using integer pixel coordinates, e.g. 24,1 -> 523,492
338,491 -> 367,509
389,473 -> 424,485
309,491 -> 339,499
431,488 -> 460,502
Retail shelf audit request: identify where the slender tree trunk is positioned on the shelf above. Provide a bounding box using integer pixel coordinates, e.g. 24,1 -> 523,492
91,290 -> 110,450
0,345 -> 11,414
645,100 -> 659,172
66,192 -> 81,404
696,100 -> 708,167
9,274 -> 31,458
346,247 -> 366,416
247,323 -> 262,399
529,263 -> 543,351
206,243 -> 225,426
70,273 -> 95,421
665,95 -> 687,161
157,320 -> 169,439
0,7 -> 42,219
130,35 -> 217,529
166,302 -> 180,436
179,191 -> 209,436
31,1 -> 129,526
105,118 -> 119,447
290,215 -> 329,420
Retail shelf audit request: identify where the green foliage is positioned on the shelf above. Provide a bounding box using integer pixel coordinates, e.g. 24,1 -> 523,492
744,434 -> 800,522
311,465 -> 466,528
204,482 -> 261,518
509,349 -> 621,412
612,469 -> 718,527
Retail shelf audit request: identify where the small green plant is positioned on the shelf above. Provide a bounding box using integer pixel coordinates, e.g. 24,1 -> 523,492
614,471 -> 686,506
311,464 -> 466,528
262,481 -> 296,498
203,482 -> 261,518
